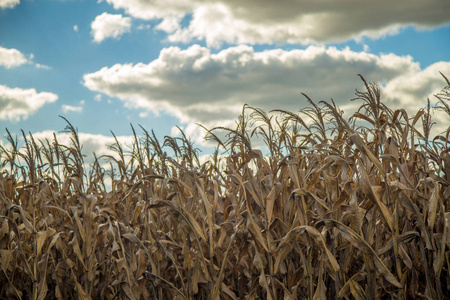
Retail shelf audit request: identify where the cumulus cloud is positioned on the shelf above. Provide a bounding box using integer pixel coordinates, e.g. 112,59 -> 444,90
0,0 -> 19,9
83,44 -> 424,124
155,15 -> 181,33
0,46 -> 29,68
382,62 -> 450,136
384,62 -> 450,110
83,44 -> 450,144
0,46 -> 51,69
0,84 -> 58,121
35,63 -> 52,70
137,24 -> 152,30
62,105 -> 82,113
62,100 -> 85,114
91,12 -> 132,43
103,0 -> 450,46
139,111 -> 149,118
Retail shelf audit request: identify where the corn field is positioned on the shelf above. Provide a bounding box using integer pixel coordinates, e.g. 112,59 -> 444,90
1,75 -> 450,299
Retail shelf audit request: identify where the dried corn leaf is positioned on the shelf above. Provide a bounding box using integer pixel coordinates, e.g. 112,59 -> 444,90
320,219 -> 401,287
377,231 -> 419,255
266,183 -> 281,223
75,281 -> 92,300
400,193 -> 432,249
69,234 -> 87,270
221,282 -> 238,300
121,283 -> 137,300
0,219 -> 9,239
427,182 -> 440,229
244,178 -> 264,208
36,227 -> 56,256
433,202 -> 446,277
348,279 -> 366,300
0,249 -> 12,273
253,247 -> 273,300
294,188 -> 330,211
9,205 -> 33,233
182,209 -> 207,241
36,276 -> 48,300
359,165 -> 394,232
312,260 -> 326,300
350,134 -> 386,177
242,210 -> 269,252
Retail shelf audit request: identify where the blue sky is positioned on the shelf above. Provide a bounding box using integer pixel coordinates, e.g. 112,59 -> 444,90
1,0 -> 449,157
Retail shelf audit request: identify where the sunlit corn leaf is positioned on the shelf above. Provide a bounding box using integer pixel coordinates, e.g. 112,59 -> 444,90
358,165 -> 394,232
36,228 -> 56,256
349,133 -> 386,177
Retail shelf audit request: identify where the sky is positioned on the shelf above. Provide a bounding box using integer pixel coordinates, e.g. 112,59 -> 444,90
1,0 -> 449,159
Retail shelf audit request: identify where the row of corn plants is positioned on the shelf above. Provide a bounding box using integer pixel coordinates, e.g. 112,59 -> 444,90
1,75 -> 449,299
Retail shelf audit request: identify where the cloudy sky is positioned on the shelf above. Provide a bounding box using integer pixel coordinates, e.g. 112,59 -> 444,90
1,0 -> 449,156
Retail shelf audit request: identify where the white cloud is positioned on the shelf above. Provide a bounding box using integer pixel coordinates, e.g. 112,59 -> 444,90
91,12 -> 132,43
61,100 -> 85,113
379,62 -> 450,137
0,46 -> 29,68
103,0 -> 193,20
137,24 -> 151,30
83,44 -> 423,125
155,15 -> 181,33
0,0 -> 19,9
83,45 -> 450,144
0,84 -> 58,121
0,46 -> 51,69
170,125 -> 182,137
74,25 -> 79,32
61,105 -> 81,113
139,111 -> 149,118
384,61 -> 450,111
103,0 -> 450,46
35,63 -> 52,70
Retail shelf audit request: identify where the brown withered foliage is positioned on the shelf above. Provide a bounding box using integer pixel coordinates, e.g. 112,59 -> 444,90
1,75 -> 450,299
